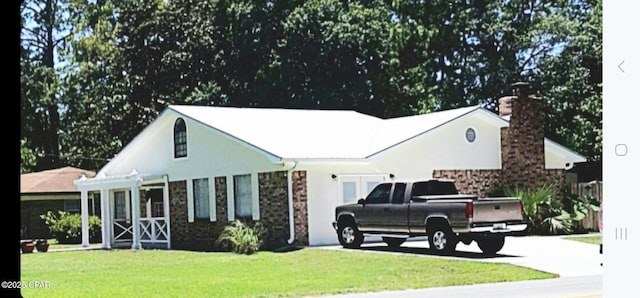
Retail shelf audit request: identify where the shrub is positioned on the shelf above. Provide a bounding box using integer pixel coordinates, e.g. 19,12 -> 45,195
216,220 -> 265,255
502,184 -> 571,235
502,184 -> 600,235
40,211 -> 102,244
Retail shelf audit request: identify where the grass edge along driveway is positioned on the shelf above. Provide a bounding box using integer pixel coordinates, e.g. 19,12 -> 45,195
21,248 -> 556,298
563,235 -> 602,245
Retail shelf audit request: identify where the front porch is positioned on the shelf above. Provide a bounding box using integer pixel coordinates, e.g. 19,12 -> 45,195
74,170 -> 171,250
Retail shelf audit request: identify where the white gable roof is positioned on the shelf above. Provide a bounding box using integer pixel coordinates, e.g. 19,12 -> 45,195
169,105 -> 481,159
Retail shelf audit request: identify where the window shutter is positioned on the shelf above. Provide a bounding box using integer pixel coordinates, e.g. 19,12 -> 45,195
251,173 -> 260,220
209,177 -> 216,222
226,175 -> 234,221
186,179 -> 194,223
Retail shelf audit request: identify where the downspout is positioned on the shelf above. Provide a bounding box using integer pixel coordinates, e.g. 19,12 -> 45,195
286,161 -> 298,245
162,174 -> 171,249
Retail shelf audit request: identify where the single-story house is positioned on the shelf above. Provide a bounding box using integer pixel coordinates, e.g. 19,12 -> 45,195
74,82 -> 586,250
21,166 -> 98,239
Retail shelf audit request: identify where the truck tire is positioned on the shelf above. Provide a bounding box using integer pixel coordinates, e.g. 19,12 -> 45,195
337,221 -> 363,249
382,237 -> 406,248
427,224 -> 457,255
477,236 -> 505,255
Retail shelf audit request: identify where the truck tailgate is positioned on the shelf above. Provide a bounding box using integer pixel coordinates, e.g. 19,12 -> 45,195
473,197 -> 523,223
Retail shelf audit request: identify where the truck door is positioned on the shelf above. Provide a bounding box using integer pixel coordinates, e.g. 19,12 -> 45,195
386,183 -> 409,233
358,183 -> 392,232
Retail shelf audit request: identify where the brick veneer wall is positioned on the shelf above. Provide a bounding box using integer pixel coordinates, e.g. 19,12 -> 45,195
292,171 -> 309,245
169,170 -> 307,251
169,180 -> 227,251
258,171 -> 289,249
432,170 -> 502,197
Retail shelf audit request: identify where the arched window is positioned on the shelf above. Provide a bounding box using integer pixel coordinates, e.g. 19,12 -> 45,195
174,118 -> 187,158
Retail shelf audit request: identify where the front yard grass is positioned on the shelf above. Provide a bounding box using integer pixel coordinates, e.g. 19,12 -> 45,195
21,248 -> 556,298
45,239 -> 101,251
564,235 -> 602,245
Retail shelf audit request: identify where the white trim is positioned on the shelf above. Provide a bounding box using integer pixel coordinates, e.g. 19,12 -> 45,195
226,175 -> 234,221
80,190 -> 90,248
146,198 -> 152,218
100,189 -> 111,249
251,173 -> 260,220
125,190 -> 131,223
163,176 -> 171,249
186,179 -> 194,223
173,117 -> 189,160
209,177 -> 216,222
130,185 -> 142,250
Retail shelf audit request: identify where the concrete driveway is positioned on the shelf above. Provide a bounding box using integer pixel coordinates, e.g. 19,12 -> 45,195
317,234 -> 602,277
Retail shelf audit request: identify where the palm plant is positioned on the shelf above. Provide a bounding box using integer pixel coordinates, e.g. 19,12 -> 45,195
216,220 -> 265,255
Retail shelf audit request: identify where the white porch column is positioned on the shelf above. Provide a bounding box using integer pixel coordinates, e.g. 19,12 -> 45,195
100,189 -> 111,249
131,184 -> 142,250
81,190 -> 90,248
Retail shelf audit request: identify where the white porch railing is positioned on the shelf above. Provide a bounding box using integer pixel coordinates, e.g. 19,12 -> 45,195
113,220 -> 133,242
140,218 -> 169,243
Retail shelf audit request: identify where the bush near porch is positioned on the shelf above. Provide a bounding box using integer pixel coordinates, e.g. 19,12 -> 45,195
40,211 -> 102,244
20,249 -> 555,297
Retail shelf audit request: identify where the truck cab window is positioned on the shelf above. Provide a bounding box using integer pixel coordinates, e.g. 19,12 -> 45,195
392,183 -> 406,204
365,183 -> 392,204
412,180 -> 458,196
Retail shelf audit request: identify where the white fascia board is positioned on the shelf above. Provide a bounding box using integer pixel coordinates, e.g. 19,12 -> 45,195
545,139 -> 587,162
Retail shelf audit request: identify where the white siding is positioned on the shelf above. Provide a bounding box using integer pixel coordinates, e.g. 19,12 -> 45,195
301,162 -> 383,246
99,111 -> 280,180
369,113 -> 503,180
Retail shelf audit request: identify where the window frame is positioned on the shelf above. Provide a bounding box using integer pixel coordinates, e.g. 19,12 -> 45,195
174,118 -> 188,158
391,183 -> 407,204
365,183 -> 392,204
193,178 -> 210,220
233,174 -> 253,219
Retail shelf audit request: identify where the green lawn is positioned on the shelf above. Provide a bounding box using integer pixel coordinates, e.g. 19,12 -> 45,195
46,239 -> 101,251
564,235 -> 602,245
21,249 -> 555,298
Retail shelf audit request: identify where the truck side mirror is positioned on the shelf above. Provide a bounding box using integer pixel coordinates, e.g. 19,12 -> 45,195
357,199 -> 365,205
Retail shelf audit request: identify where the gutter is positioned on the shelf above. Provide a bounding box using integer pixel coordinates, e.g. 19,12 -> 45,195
285,161 -> 298,244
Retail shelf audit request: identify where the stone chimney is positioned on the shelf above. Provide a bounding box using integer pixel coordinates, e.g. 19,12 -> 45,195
500,82 -> 547,188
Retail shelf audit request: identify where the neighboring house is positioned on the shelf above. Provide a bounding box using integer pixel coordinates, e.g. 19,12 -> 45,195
74,82 -> 586,250
21,166 -> 98,239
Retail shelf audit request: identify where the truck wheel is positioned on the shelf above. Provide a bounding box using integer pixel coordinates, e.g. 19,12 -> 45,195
477,236 -> 505,255
338,222 -> 363,249
428,225 -> 457,255
382,237 -> 406,248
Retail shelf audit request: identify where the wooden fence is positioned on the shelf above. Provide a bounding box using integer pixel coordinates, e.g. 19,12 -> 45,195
567,180 -> 603,231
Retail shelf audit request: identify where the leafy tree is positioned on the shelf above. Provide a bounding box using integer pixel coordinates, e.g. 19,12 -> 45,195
20,0 -> 72,170
20,139 -> 39,174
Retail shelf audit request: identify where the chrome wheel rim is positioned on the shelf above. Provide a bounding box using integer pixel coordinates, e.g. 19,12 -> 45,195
432,231 -> 447,250
341,226 -> 355,243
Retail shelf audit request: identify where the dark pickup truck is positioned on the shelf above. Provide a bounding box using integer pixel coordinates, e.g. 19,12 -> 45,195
332,179 -> 527,255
